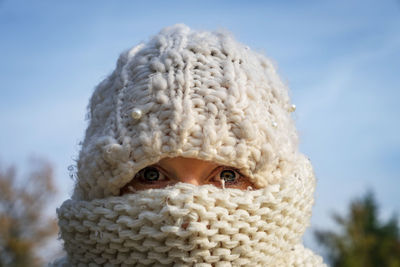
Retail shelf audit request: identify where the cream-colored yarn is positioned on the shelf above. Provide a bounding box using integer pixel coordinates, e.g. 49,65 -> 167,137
56,182 -> 324,266
74,24 -> 298,200
53,24 -> 326,266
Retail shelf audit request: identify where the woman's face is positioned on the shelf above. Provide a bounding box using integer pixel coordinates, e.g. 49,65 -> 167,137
120,157 -> 254,194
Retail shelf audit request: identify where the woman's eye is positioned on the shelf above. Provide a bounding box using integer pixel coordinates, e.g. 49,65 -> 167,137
136,167 -> 165,182
219,169 -> 239,182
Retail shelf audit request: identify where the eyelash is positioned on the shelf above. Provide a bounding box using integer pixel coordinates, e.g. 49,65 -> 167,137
134,166 -> 244,185
135,167 -> 167,184
211,167 -> 242,184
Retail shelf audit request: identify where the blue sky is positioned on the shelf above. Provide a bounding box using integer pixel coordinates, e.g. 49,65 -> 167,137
1,0 -> 399,257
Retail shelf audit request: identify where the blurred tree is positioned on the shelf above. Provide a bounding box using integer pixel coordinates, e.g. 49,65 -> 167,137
0,158 -> 58,267
315,191 -> 400,267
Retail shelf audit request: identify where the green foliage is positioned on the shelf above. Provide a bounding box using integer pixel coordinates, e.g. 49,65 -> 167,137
0,158 -> 58,267
315,192 -> 400,267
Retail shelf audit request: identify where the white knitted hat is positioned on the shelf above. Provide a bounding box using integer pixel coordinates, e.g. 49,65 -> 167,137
74,24 -> 300,200
53,24 -> 326,266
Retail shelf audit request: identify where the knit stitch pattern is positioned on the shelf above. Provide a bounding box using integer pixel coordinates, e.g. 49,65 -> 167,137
56,183 -> 324,266
54,24 -> 327,266
74,24 -> 298,200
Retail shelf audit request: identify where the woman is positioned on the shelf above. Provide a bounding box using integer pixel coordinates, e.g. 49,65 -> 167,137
52,24 -> 326,266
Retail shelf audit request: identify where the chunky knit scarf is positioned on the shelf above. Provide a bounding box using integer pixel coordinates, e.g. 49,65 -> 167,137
51,24 -> 326,266
53,183 -> 324,266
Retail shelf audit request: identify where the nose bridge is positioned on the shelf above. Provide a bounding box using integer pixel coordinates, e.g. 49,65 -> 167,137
159,157 -> 214,186
179,175 -> 202,186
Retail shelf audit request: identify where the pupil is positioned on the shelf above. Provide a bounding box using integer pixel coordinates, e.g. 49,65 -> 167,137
144,168 -> 159,181
220,170 -> 236,182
